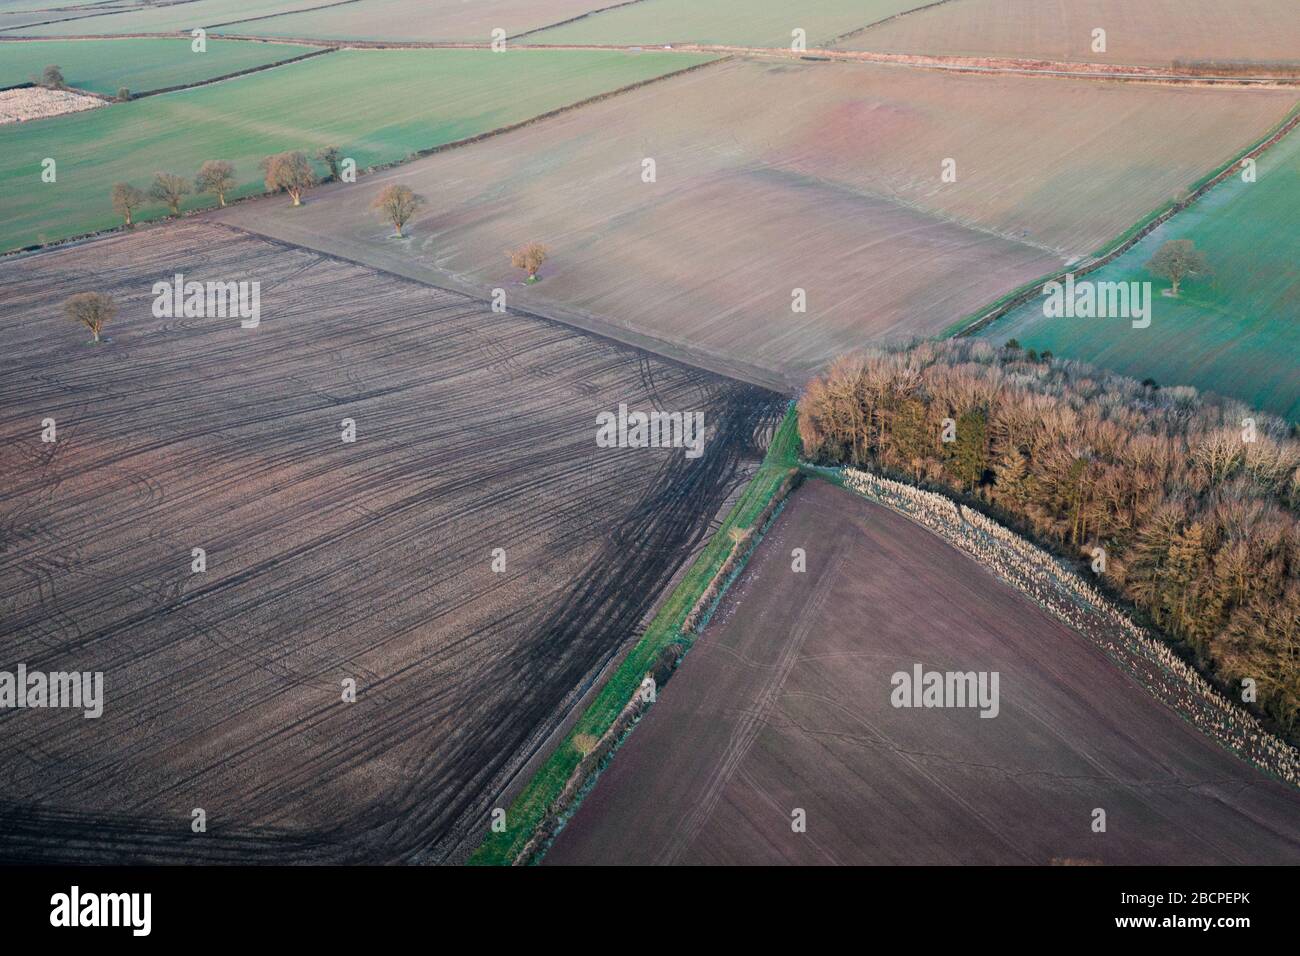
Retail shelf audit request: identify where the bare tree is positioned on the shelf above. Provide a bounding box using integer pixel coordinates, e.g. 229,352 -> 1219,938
260,151 -> 317,206
64,292 -> 116,344
38,64 -> 65,89
1147,239 -> 1208,297
195,160 -> 237,207
371,184 -> 424,237
316,145 -> 342,181
111,182 -> 146,226
509,242 -> 549,282
149,171 -> 190,216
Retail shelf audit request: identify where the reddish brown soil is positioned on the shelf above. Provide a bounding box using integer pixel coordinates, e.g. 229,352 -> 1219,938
546,480 -> 1300,864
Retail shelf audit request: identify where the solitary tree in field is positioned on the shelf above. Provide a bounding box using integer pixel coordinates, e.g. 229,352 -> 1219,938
260,151 -> 317,206
509,242 -> 549,282
316,145 -> 342,182
1147,239 -> 1208,297
149,171 -> 190,216
371,184 -> 424,237
116,87 -> 131,102
39,64 -> 65,89
111,182 -> 146,226
64,292 -> 116,344
195,160 -> 237,207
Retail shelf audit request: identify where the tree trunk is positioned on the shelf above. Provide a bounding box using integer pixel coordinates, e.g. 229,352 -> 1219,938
1171,276 -> 1181,296
218,194 -> 226,207
92,328 -> 100,344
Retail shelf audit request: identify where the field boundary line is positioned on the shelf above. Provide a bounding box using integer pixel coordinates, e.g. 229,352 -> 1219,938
349,53 -> 727,169
509,0 -> 651,41
204,0 -> 361,31
469,406 -> 801,866
128,45 -> 336,98
946,101 -> 1300,340
210,219 -> 791,394
194,34 -> 1300,83
0,31 -> 337,46
6,22 -> 1297,85
824,0 -> 961,48
680,45 -> 1300,85
812,464 -> 1300,787
207,221 -> 788,395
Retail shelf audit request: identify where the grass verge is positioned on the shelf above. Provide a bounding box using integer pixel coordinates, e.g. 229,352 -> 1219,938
468,402 -> 799,865
940,100 -> 1300,341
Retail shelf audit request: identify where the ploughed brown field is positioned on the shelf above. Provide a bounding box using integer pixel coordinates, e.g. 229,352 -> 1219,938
0,221 -> 782,863
216,57 -> 1296,385
547,480 -> 1300,865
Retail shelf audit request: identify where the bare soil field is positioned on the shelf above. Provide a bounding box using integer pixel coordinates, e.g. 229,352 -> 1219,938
218,57 -> 1295,384
546,480 -> 1300,865
840,0 -> 1300,71
0,221 -> 782,863
0,84 -> 103,123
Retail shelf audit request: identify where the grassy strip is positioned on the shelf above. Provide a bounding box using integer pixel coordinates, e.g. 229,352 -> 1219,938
1092,101 -> 1300,258
468,403 -> 799,865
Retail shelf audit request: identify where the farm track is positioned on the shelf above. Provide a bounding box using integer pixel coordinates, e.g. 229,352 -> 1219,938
0,221 -> 782,863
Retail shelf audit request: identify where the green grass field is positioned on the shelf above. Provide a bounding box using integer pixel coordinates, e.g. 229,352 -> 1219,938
470,404 -> 799,866
0,37 -> 317,95
524,0 -> 929,48
978,125 -> 1300,422
0,47 -> 711,251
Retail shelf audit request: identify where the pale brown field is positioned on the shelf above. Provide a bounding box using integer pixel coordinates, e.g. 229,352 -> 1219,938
218,57 -> 1295,383
840,0 -> 1300,69
548,481 -> 1300,865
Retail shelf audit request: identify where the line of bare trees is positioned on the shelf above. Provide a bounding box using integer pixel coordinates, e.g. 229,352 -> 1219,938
799,340 -> 1300,736
99,146 -> 548,273
105,144 -> 354,228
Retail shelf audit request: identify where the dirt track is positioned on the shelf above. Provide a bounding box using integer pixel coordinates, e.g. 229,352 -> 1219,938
547,480 -> 1300,864
0,221 -> 782,863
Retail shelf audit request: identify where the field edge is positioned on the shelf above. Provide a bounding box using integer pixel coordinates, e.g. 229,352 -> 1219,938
468,402 -> 800,865
942,99 -> 1300,341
